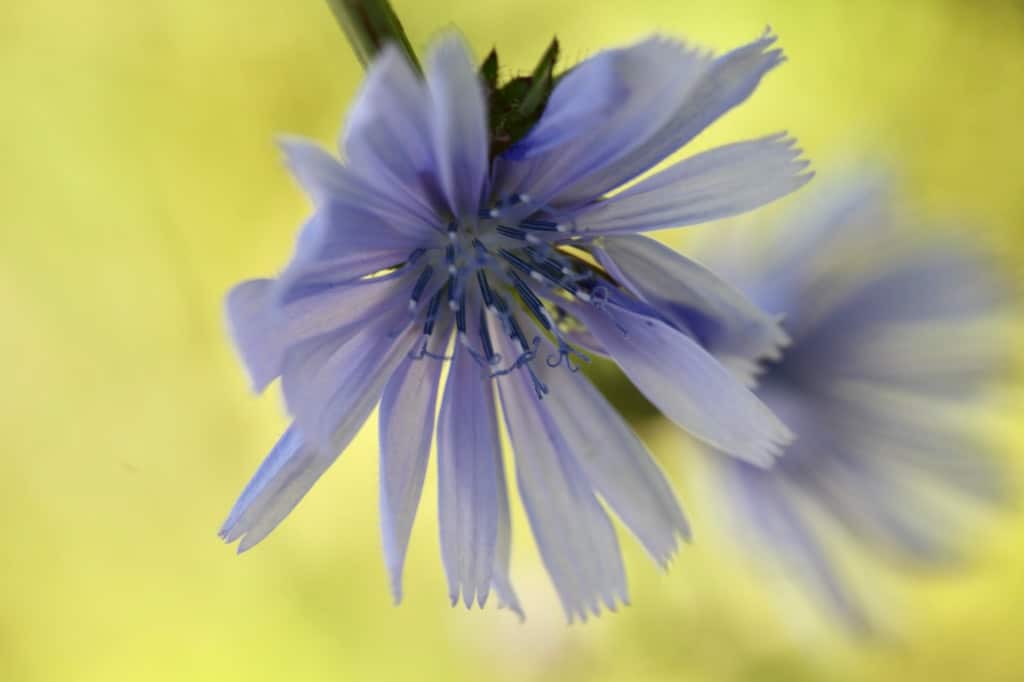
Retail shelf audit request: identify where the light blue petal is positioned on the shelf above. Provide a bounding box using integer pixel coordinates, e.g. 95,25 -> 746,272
563,325 -> 607,357
490,428 -> 523,618
283,197 -> 425,273
223,319 -> 422,552
499,37 -> 709,205
533,343 -> 690,565
224,270 -> 415,392
596,235 -> 789,386
379,316 -> 452,603
502,46 -> 624,160
501,33 -> 786,206
572,134 -> 811,234
434,297 -> 520,615
280,135 -> 438,237
281,306 -> 421,452
224,278 -> 280,392
425,34 -> 489,218
340,46 -> 441,223
572,32 -> 787,201
493,317 -> 627,621
219,426 -> 333,552
437,342 -> 501,609
574,295 -> 791,466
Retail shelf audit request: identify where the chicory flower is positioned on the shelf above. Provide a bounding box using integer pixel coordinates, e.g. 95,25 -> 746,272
221,31 -> 810,620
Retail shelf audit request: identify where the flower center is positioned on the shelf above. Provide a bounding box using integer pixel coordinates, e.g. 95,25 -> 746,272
402,195 -> 600,397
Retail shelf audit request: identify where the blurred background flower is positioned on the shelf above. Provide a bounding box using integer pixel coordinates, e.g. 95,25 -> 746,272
686,170 -> 1016,634
2,1 -> 1023,681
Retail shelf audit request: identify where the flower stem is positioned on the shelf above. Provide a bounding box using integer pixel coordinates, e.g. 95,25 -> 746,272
325,0 -> 421,72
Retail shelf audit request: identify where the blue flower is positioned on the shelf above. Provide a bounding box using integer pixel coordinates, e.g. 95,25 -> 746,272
690,173 -> 1014,630
220,32 -> 810,620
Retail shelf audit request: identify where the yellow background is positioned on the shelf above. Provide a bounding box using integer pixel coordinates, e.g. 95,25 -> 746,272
2,0 -> 1022,680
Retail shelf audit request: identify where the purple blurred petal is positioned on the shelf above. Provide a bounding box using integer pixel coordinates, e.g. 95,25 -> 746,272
693,171 -> 1014,628
723,459 -> 871,632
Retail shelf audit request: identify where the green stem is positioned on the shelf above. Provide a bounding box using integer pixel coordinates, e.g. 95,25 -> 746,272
325,0 -> 420,72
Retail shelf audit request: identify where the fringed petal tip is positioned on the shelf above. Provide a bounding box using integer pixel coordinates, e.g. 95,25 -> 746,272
565,589 -> 631,625
445,590 -> 526,621
641,510 -> 693,571
733,415 -> 794,470
754,314 -> 793,363
766,132 -> 815,180
754,25 -> 780,48
386,565 -> 405,606
217,522 -> 253,555
572,132 -> 814,235
443,586 -> 526,621
726,313 -> 792,388
500,601 -> 527,623
217,502 -> 249,549
218,510 -> 271,555
274,134 -> 346,205
649,534 -> 690,572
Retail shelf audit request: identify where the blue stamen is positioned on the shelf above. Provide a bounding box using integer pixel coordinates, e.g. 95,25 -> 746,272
510,272 -> 552,331
507,313 -> 532,353
472,239 -> 491,265
476,270 -> 495,309
410,265 -> 434,310
455,294 -> 467,333
490,336 -> 540,377
445,243 -> 457,274
422,290 -> 443,336
518,218 -> 558,231
498,249 -> 534,276
496,225 -> 528,241
447,275 -> 464,311
546,341 -> 590,372
526,364 -> 549,399
489,193 -> 530,218
478,308 -> 500,366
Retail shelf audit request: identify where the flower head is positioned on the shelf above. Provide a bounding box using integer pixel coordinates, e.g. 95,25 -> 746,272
221,31 -> 810,620
691,172 -> 1014,630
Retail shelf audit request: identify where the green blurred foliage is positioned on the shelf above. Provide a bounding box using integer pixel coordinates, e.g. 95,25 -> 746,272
1,0 -> 1022,680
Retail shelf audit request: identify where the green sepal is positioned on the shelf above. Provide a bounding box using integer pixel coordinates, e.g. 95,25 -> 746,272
479,48 -> 499,91
485,37 -> 560,159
